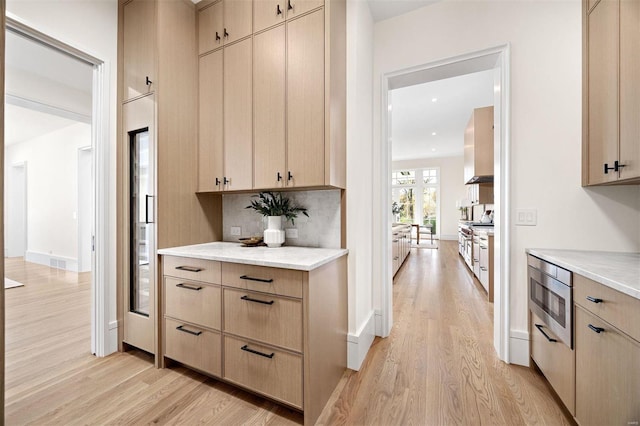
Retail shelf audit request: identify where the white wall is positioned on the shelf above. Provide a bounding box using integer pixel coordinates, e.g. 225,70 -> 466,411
7,0 -> 119,353
392,156 -> 466,239
5,122 -> 91,267
346,0 -> 375,370
371,0 -> 640,361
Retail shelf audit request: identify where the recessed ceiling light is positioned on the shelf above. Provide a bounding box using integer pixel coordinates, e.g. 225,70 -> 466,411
432,98 -> 438,102
431,148 -> 436,152
432,132 -> 436,136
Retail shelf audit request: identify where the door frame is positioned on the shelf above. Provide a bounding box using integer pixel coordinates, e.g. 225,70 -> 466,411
6,16 -> 112,357
379,45 -> 512,362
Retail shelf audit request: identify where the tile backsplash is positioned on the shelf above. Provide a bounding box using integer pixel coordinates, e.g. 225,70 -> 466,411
222,190 -> 341,248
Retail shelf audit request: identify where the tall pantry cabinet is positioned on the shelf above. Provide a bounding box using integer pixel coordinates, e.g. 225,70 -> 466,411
118,0 -> 222,360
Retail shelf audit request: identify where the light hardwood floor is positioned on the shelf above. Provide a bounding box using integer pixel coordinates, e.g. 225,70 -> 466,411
4,245 -> 571,425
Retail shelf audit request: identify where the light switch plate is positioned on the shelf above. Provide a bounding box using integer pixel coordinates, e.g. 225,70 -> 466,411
285,228 -> 298,239
515,209 -> 537,226
230,226 -> 241,236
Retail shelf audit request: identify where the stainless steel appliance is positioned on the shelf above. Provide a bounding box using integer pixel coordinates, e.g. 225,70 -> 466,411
458,224 -> 473,268
528,255 -> 573,348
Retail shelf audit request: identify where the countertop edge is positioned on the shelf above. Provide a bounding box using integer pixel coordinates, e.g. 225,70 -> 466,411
526,249 -> 640,301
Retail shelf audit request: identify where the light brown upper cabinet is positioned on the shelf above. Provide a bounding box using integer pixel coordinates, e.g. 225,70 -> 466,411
254,0 -> 324,33
198,0 -> 252,55
463,106 -> 494,184
583,0 -> 640,185
198,50 -> 224,192
123,0 -> 156,101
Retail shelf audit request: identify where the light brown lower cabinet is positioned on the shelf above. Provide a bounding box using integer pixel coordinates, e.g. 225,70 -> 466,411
161,254 -> 347,426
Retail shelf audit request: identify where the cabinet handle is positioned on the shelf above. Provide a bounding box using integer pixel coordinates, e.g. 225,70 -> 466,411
239,275 -> 274,283
480,266 -> 487,271
586,296 -> 603,304
614,160 -> 626,171
287,171 -> 293,181
223,176 -> 229,185
176,283 -> 203,291
215,177 -> 221,186
588,324 -> 605,333
277,172 -> 282,181
176,325 -> 202,336
604,162 -> 615,174
288,0 -> 293,10
534,324 -> 557,343
145,76 -> 152,86
241,344 -> 274,359
392,239 -> 398,243
224,28 -> 229,38
480,246 -> 487,250
175,265 -> 203,272
215,31 -> 221,41
276,4 -> 282,14
474,258 -> 479,262
393,257 -> 399,260
241,295 -> 274,305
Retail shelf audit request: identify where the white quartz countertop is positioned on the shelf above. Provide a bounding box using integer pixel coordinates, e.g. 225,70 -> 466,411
158,242 -> 348,271
526,249 -> 640,300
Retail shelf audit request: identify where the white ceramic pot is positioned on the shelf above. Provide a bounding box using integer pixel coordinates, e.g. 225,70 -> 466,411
264,216 -> 285,248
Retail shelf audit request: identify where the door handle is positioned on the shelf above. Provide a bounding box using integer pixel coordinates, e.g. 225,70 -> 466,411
145,195 -> 154,223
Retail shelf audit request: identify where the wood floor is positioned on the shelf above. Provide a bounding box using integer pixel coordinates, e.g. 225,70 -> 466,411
3,245 -> 571,425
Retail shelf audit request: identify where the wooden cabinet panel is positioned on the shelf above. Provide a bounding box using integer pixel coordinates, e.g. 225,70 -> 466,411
619,0 -> 640,181
253,26 -> 286,189
254,0 -> 285,33
575,305 -> 640,425
198,50 -> 224,192
165,318 -> 222,378
286,0 -> 324,19
123,0 -> 155,101
530,311 -> 576,415
198,1 -> 223,55
221,262 -> 303,298
287,9 -> 325,187
587,0 -> 619,185
223,287 -> 303,351
224,0 -> 252,44
223,38 -> 253,190
165,277 -> 221,330
163,255 -> 221,284
224,335 -> 303,409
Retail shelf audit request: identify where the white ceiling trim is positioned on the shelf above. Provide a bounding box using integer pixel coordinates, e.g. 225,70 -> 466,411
6,93 -> 92,124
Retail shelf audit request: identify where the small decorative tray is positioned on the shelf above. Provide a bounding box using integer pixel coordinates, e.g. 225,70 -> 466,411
239,237 -> 266,247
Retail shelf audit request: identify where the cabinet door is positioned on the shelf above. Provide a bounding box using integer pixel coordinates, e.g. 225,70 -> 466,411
123,0 -> 155,101
287,9 -> 325,187
587,0 -> 619,185
619,0 -> 640,181
224,38 -> 253,190
253,26 -> 286,189
575,306 -> 640,425
224,0 -> 252,45
286,0 -> 324,20
198,50 -> 224,192
254,0 -> 285,33
198,1 -> 223,55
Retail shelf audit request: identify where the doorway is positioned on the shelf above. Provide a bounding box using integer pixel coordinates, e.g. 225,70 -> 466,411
379,45 -> 512,362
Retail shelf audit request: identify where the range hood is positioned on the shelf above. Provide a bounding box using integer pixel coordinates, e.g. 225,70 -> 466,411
464,106 -> 494,185
466,175 -> 494,184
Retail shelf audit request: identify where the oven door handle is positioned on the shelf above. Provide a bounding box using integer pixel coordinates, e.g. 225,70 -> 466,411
534,323 -> 557,343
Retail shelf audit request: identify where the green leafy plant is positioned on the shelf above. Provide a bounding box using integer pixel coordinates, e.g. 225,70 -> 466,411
246,192 -> 309,225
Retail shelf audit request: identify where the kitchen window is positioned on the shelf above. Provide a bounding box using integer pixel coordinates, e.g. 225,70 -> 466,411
392,168 -> 439,234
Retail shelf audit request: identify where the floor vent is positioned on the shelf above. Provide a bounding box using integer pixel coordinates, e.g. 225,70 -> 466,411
49,258 -> 68,270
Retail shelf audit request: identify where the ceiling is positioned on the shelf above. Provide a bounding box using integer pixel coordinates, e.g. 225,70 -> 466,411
390,70 -> 494,161
5,104 -> 80,146
367,0 -> 441,22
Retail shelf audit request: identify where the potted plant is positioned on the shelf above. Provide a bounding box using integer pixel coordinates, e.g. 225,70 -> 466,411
246,192 -> 309,247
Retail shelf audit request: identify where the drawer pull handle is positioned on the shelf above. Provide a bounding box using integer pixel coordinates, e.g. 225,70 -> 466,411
176,283 -> 203,291
239,275 -> 273,283
586,296 -> 603,304
588,324 -> 605,334
241,295 -> 274,305
480,266 -> 487,271
175,266 -> 203,273
534,324 -> 557,343
241,344 -> 274,359
176,325 -> 202,336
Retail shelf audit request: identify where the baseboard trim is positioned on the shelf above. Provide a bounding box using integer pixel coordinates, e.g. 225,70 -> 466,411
509,329 -> 529,366
25,250 -> 79,272
347,311 -> 376,371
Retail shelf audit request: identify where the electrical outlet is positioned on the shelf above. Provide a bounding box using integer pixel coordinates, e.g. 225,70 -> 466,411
230,226 -> 241,236
515,209 -> 537,226
285,228 -> 298,239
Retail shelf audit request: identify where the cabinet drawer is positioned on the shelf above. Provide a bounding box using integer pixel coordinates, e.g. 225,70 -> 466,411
223,335 -> 303,409
530,311 -> 575,415
221,263 -> 302,298
164,277 -> 221,330
574,274 -> 640,342
163,256 -> 221,284
223,288 -> 302,352
164,318 -> 221,378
